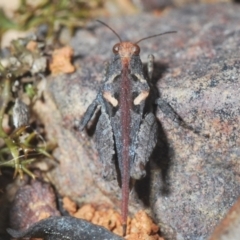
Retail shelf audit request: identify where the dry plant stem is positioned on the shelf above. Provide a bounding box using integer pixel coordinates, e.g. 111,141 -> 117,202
25,131 -> 37,144
23,131 -> 51,158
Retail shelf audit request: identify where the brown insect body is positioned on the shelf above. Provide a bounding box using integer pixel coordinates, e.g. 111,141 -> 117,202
119,66 -> 131,234
115,42 -> 141,232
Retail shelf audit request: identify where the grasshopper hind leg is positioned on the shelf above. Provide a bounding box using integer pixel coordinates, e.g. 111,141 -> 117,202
95,111 -> 116,181
131,112 -> 158,180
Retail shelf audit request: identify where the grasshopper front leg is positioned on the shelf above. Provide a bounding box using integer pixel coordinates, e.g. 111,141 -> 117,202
147,53 -> 183,124
79,98 -> 99,130
148,54 -> 204,135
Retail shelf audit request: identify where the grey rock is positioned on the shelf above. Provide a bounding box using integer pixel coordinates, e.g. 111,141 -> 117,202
10,180 -> 60,231
209,195 -> 240,240
7,216 -> 123,240
35,3 -> 240,240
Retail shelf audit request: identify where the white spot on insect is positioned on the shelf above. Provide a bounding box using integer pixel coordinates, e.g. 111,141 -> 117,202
133,91 -> 149,105
103,91 -> 118,107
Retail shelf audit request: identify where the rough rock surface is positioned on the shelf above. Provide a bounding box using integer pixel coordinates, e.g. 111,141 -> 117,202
209,195 -> 240,240
7,216 -> 123,240
35,3 -> 240,240
133,0 -> 232,10
9,180 -> 60,231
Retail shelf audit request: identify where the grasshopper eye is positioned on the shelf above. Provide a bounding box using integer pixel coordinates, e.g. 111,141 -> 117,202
133,45 -> 140,55
113,43 -> 120,54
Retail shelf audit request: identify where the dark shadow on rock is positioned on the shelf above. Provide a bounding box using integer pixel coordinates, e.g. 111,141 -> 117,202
150,61 -> 170,86
72,54 -> 85,62
135,120 -> 172,207
55,193 -> 71,217
0,235 -> 10,240
152,121 -> 173,196
135,61 -> 173,207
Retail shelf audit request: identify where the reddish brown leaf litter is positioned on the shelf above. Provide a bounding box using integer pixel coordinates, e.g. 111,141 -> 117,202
63,197 -> 163,239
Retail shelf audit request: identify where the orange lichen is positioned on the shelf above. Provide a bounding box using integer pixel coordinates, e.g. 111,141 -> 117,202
72,203 -> 163,239
62,197 -> 77,214
126,211 -> 161,240
26,41 -> 38,52
49,46 -> 75,75
73,204 -> 95,221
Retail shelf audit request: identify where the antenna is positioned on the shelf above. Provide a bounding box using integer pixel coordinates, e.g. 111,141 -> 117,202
96,20 -> 122,42
135,31 -> 177,44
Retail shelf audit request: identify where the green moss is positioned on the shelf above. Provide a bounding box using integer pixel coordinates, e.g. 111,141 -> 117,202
0,35 -> 54,178
0,0 -> 104,42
